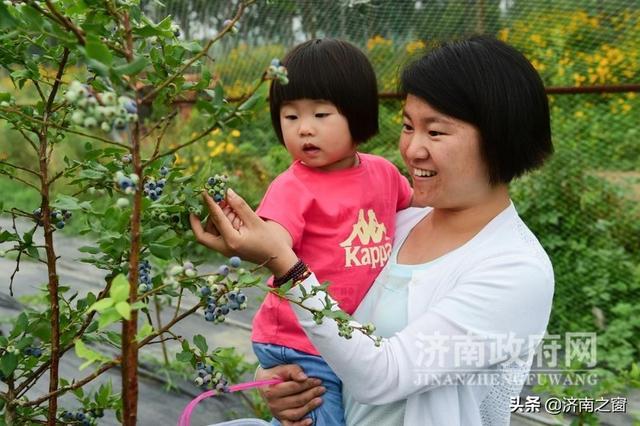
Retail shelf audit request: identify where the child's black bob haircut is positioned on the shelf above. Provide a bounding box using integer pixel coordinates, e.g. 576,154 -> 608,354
269,38 -> 379,145
400,35 -> 553,184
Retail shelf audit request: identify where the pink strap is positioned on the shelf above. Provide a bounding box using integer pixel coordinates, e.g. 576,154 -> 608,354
178,378 -> 283,426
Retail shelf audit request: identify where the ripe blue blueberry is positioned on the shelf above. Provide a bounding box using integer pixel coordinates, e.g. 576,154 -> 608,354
160,166 -> 169,177
200,286 -> 211,297
236,293 -> 247,304
229,256 -> 241,268
213,193 -> 223,202
204,311 -> 215,321
55,221 -> 65,229
33,208 -> 42,218
217,265 -> 229,277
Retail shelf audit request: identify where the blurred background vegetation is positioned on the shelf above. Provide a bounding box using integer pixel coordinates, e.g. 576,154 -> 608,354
1,0 -> 639,420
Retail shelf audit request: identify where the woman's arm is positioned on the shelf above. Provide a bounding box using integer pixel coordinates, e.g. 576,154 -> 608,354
285,256 -> 553,405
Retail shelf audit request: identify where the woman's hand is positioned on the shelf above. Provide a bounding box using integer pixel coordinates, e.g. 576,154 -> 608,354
256,364 -> 326,425
189,189 -> 298,276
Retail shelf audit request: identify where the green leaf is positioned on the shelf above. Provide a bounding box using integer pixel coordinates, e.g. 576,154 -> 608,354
97,307 -> 122,330
0,3 -> 19,30
88,298 -> 114,313
193,334 -> 208,354
96,382 -> 112,406
75,340 -> 110,371
85,36 -> 113,66
0,353 -> 18,377
114,301 -> 131,320
109,274 -> 129,303
149,243 -> 172,260
176,351 -> 193,362
180,40 -> 202,53
114,56 -> 149,76
78,246 -> 100,254
52,194 -> 81,211
136,322 -> 153,341
10,312 -> 28,339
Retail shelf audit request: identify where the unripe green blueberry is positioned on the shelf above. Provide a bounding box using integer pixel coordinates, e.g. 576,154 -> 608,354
83,117 -> 98,128
102,92 -> 116,104
101,122 -> 111,132
71,110 -> 85,124
116,198 -> 130,208
185,268 -> 196,278
169,265 -> 183,276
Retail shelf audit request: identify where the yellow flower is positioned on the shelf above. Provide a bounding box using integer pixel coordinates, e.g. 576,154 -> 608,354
530,59 -> 546,72
367,35 -> 391,51
498,28 -> 509,42
574,111 -> 585,119
212,128 -> 221,135
622,104 -> 632,113
405,40 -> 426,55
231,129 -> 241,138
225,143 -> 237,154
530,34 -> 544,46
573,73 -> 586,86
627,92 -> 637,100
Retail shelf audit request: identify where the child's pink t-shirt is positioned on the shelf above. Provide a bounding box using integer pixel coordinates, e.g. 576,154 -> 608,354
252,153 -> 413,355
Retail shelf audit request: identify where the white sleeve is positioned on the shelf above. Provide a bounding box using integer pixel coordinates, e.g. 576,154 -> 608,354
286,255 -> 554,405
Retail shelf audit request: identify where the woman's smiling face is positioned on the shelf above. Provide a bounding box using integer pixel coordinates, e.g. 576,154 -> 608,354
400,94 -> 494,209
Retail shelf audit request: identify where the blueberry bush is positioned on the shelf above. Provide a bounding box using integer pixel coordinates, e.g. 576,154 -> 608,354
0,1 -> 378,425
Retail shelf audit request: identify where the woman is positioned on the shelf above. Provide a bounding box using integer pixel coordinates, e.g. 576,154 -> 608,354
191,35 -> 554,426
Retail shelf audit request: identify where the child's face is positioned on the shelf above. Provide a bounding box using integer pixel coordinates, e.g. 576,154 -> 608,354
279,99 -> 357,171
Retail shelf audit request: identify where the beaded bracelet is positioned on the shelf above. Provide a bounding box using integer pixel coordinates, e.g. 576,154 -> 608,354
273,259 -> 310,287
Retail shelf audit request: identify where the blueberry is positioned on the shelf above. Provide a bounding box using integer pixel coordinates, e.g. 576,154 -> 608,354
63,210 -> 72,220
220,304 -> 230,315
149,192 -> 159,201
76,412 -> 86,421
200,287 -> 211,297
271,58 -> 280,67
24,347 -> 33,356
229,256 -> 241,268
227,292 -> 236,301
228,300 -> 240,311
55,221 -> 65,229
217,265 -> 229,277
207,177 -> 216,186
157,179 -> 166,188
205,365 -> 213,374
237,293 -> 247,304
213,193 -> 223,202
32,347 -> 42,357
204,311 -> 215,321
33,208 -> 42,217
196,362 -> 205,370
62,411 -> 74,421
160,166 -> 169,177
123,99 -> 137,114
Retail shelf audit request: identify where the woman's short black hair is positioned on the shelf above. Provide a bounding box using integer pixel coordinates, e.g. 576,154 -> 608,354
400,35 -> 553,184
270,38 -> 379,145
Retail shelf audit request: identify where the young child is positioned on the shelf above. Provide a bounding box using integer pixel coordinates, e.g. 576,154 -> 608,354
251,39 -> 413,425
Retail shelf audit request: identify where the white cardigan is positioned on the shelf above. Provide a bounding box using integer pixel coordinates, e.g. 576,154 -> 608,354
287,203 -> 554,425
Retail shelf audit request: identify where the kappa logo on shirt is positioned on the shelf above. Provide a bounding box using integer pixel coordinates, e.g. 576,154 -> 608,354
339,209 -> 392,268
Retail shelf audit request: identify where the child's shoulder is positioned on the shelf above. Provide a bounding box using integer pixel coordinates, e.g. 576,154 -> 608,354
360,153 -> 402,172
